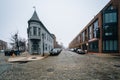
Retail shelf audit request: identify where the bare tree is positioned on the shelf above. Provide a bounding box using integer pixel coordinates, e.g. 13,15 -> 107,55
18,38 -> 26,51
10,33 -> 26,51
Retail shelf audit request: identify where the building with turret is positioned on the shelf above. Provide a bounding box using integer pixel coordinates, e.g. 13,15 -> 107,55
27,10 -> 54,55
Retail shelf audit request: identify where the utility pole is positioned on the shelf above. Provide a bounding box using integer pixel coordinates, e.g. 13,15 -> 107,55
42,34 -> 44,56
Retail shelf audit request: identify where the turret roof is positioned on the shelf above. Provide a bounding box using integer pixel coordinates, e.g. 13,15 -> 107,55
30,11 -> 40,22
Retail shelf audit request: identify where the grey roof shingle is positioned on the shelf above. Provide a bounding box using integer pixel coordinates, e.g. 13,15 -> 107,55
30,11 -> 40,21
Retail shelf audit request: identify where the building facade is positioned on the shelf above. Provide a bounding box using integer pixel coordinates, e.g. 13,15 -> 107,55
51,34 -> 62,48
69,0 -> 120,53
27,11 -> 54,55
0,40 -> 7,50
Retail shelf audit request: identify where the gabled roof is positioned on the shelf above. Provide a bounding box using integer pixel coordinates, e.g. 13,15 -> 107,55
29,11 -> 40,22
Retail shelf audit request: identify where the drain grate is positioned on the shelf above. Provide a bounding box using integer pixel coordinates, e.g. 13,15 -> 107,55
47,68 -> 54,72
114,64 -> 120,67
31,57 -> 37,59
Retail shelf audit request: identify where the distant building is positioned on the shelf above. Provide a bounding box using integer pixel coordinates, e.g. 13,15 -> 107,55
0,40 -> 7,50
27,10 -> 54,55
69,0 -> 120,53
51,34 -> 62,48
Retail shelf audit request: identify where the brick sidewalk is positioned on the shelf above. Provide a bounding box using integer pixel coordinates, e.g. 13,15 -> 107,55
8,52 -> 50,62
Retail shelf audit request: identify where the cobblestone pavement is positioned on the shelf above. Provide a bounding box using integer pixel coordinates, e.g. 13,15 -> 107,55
0,53 -> 12,76
0,50 -> 120,80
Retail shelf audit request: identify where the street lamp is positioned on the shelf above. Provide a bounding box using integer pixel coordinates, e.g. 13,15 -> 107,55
42,34 -> 44,56
86,43 -> 88,53
15,33 -> 19,51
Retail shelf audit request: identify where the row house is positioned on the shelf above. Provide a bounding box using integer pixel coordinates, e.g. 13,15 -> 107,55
0,40 -> 7,50
51,34 -> 62,48
69,0 -> 120,53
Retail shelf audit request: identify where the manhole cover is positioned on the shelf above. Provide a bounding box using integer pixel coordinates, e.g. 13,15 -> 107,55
114,65 -> 120,67
47,68 -> 54,72
31,57 -> 37,59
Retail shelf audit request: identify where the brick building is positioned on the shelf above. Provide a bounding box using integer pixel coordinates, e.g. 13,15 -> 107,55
0,40 -> 7,50
51,34 -> 62,48
69,0 -> 120,53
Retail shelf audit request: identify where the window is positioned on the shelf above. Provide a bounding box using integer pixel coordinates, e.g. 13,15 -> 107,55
103,25 -> 117,37
103,40 -> 118,51
29,27 -> 32,36
82,32 -> 85,42
88,25 -> 93,40
33,27 -> 37,36
104,12 -> 117,23
77,36 -> 80,43
114,40 -> 117,50
106,41 -> 109,50
44,33 -> 46,40
88,41 -> 98,52
93,20 -> 98,38
110,40 -> 113,50
38,28 -> 41,36
106,5 -> 114,10
45,44 -> 47,50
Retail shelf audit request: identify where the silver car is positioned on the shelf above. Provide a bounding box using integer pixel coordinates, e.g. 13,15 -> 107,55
49,48 -> 62,55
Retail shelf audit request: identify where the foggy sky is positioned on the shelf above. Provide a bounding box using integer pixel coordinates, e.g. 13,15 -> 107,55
0,0 -> 110,47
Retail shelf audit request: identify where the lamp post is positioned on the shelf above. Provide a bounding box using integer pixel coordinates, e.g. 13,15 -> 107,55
15,33 -> 19,51
86,43 -> 88,53
42,34 -> 44,56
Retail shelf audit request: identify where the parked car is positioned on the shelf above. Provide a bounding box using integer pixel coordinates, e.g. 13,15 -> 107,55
69,48 -> 74,52
4,50 -> 20,56
76,49 -> 85,54
73,48 -> 78,52
4,50 -> 12,56
0,50 -> 4,53
49,48 -> 62,56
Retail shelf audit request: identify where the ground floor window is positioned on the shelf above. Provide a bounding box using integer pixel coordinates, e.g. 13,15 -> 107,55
89,41 -> 98,52
82,44 -> 87,50
103,40 -> 118,53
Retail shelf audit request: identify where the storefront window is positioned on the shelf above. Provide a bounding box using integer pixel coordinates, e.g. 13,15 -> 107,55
114,40 -> 118,50
103,40 -> 118,52
89,41 -> 98,52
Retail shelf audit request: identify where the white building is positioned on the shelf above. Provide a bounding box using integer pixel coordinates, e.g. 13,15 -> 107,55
27,10 -> 54,55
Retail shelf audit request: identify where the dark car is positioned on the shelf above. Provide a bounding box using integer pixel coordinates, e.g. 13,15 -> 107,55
4,50 -> 20,56
4,50 -> 12,56
76,49 -> 85,54
73,48 -> 78,52
49,48 -> 62,56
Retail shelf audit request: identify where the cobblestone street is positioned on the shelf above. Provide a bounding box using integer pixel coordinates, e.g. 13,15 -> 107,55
0,50 -> 120,80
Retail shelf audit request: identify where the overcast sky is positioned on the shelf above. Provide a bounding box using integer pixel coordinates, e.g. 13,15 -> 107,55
0,0 -> 110,47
